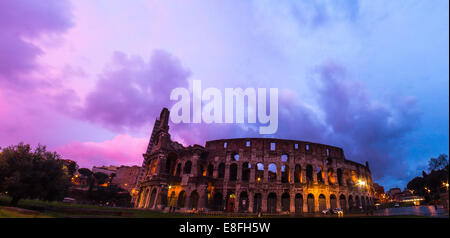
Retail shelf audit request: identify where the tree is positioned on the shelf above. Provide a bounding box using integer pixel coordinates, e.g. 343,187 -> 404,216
0,143 -> 71,206
428,154 -> 449,172
93,172 -> 109,185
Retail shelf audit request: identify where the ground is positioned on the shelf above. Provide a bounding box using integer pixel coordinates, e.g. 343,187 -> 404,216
0,196 -> 432,218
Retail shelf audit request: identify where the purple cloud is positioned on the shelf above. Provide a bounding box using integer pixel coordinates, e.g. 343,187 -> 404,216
78,50 -> 191,131
0,0 -> 73,85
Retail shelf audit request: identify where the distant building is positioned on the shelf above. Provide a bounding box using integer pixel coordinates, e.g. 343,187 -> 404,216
112,166 -> 140,193
386,188 -> 402,202
373,183 -> 386,204
92,165 -> 118,176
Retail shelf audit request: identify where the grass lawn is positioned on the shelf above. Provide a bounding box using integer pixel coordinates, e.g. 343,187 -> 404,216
0,196 -> 436,218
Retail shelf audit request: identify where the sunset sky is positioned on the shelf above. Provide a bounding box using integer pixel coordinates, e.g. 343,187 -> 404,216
0,0 -> 448,190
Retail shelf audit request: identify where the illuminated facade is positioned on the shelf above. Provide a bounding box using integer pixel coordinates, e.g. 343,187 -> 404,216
134,108 -> 375,213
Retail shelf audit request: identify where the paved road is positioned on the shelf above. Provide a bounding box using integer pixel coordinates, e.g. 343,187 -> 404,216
374,205 -> 449,218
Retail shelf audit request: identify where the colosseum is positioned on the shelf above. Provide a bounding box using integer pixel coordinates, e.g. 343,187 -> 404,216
134,108 -> 375,214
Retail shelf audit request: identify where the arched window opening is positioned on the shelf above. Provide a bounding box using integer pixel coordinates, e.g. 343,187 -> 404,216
319,194 -> 327,211
330,194 -> 337,210
268,163 -> 277,182
177,191 -> 186,209
218,163 -> 225,178
183,161 -> 192,175
232,153 -> 239,161
281,164 -> 290,183
295,194 -> 303,214
281,193 -> 290,211
207,164 -> 214,177
267,193 -> 277,213
306,165 -> 313,182
255,163 -> 264,182
317,166 -> 324,184
229,163 -> 238,181
307,194 -> 315,213
294,165 -> 301,183
242,162 -> 250,181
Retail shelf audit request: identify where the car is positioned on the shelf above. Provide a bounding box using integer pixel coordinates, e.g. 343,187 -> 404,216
332,208 -> 344,215
394,203 -> 400,208
62,197 -> 76,203
321,209 -> 332,215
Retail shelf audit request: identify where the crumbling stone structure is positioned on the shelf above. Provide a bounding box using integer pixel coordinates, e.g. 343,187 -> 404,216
134,108 -> 375,213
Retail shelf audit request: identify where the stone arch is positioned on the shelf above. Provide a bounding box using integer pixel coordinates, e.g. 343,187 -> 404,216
175,163 -> 182,177
316,166 -> 324,184
177,190 -> 186,208
281,192 -> 290,212
281,164 -> 290,183
232,153 -> 239,161
294,164 -> 301,183
318,194 -> 327,211
295,193 -> 303,214
306,165 -> 313,182
207,164 -> 214,177
166,153 -> 178,175
255,163 -> 264,182
218,163 -> 225,178
168,191 -> 176,207
183,161 -> 192,175
190,190 -> 199,210
268,163 -> 277,182
253,193 -> 262,213
239,191 -> 249,211
330,194 -> 337,210
242,162 -> 251,181
348,195 -> 354,211
307,194 -> 315,213
281,154 -> 288,162
339,194 -> 347,211
267,192 -> 277,213
229,163 -> 238,181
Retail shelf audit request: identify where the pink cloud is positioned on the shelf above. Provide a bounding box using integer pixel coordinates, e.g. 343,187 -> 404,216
56,134 -> 148,169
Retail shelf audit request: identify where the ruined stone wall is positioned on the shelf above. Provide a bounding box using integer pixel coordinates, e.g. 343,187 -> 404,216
135,137 -> 374,214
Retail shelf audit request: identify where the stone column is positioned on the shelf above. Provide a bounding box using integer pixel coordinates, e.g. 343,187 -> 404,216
323,169 -> 328,185
198,185 -> 208,211
237,162 -> 242,182
290,192 -> 296,213
314,195 -> 319,213
250,164 -> 255,183
248,192 -> 254,213
262,193 -> 268,212
263,164 -> 268,183
234,190 -> 240,213
156,186 -> 168,210
312,165 -> 318,184
290,165 -> 296,184
276,164 -> 282,183
192,154 -> 199,177
302,168 -> 307,184
276,193 -> 281,212
224,163 -> 230,182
